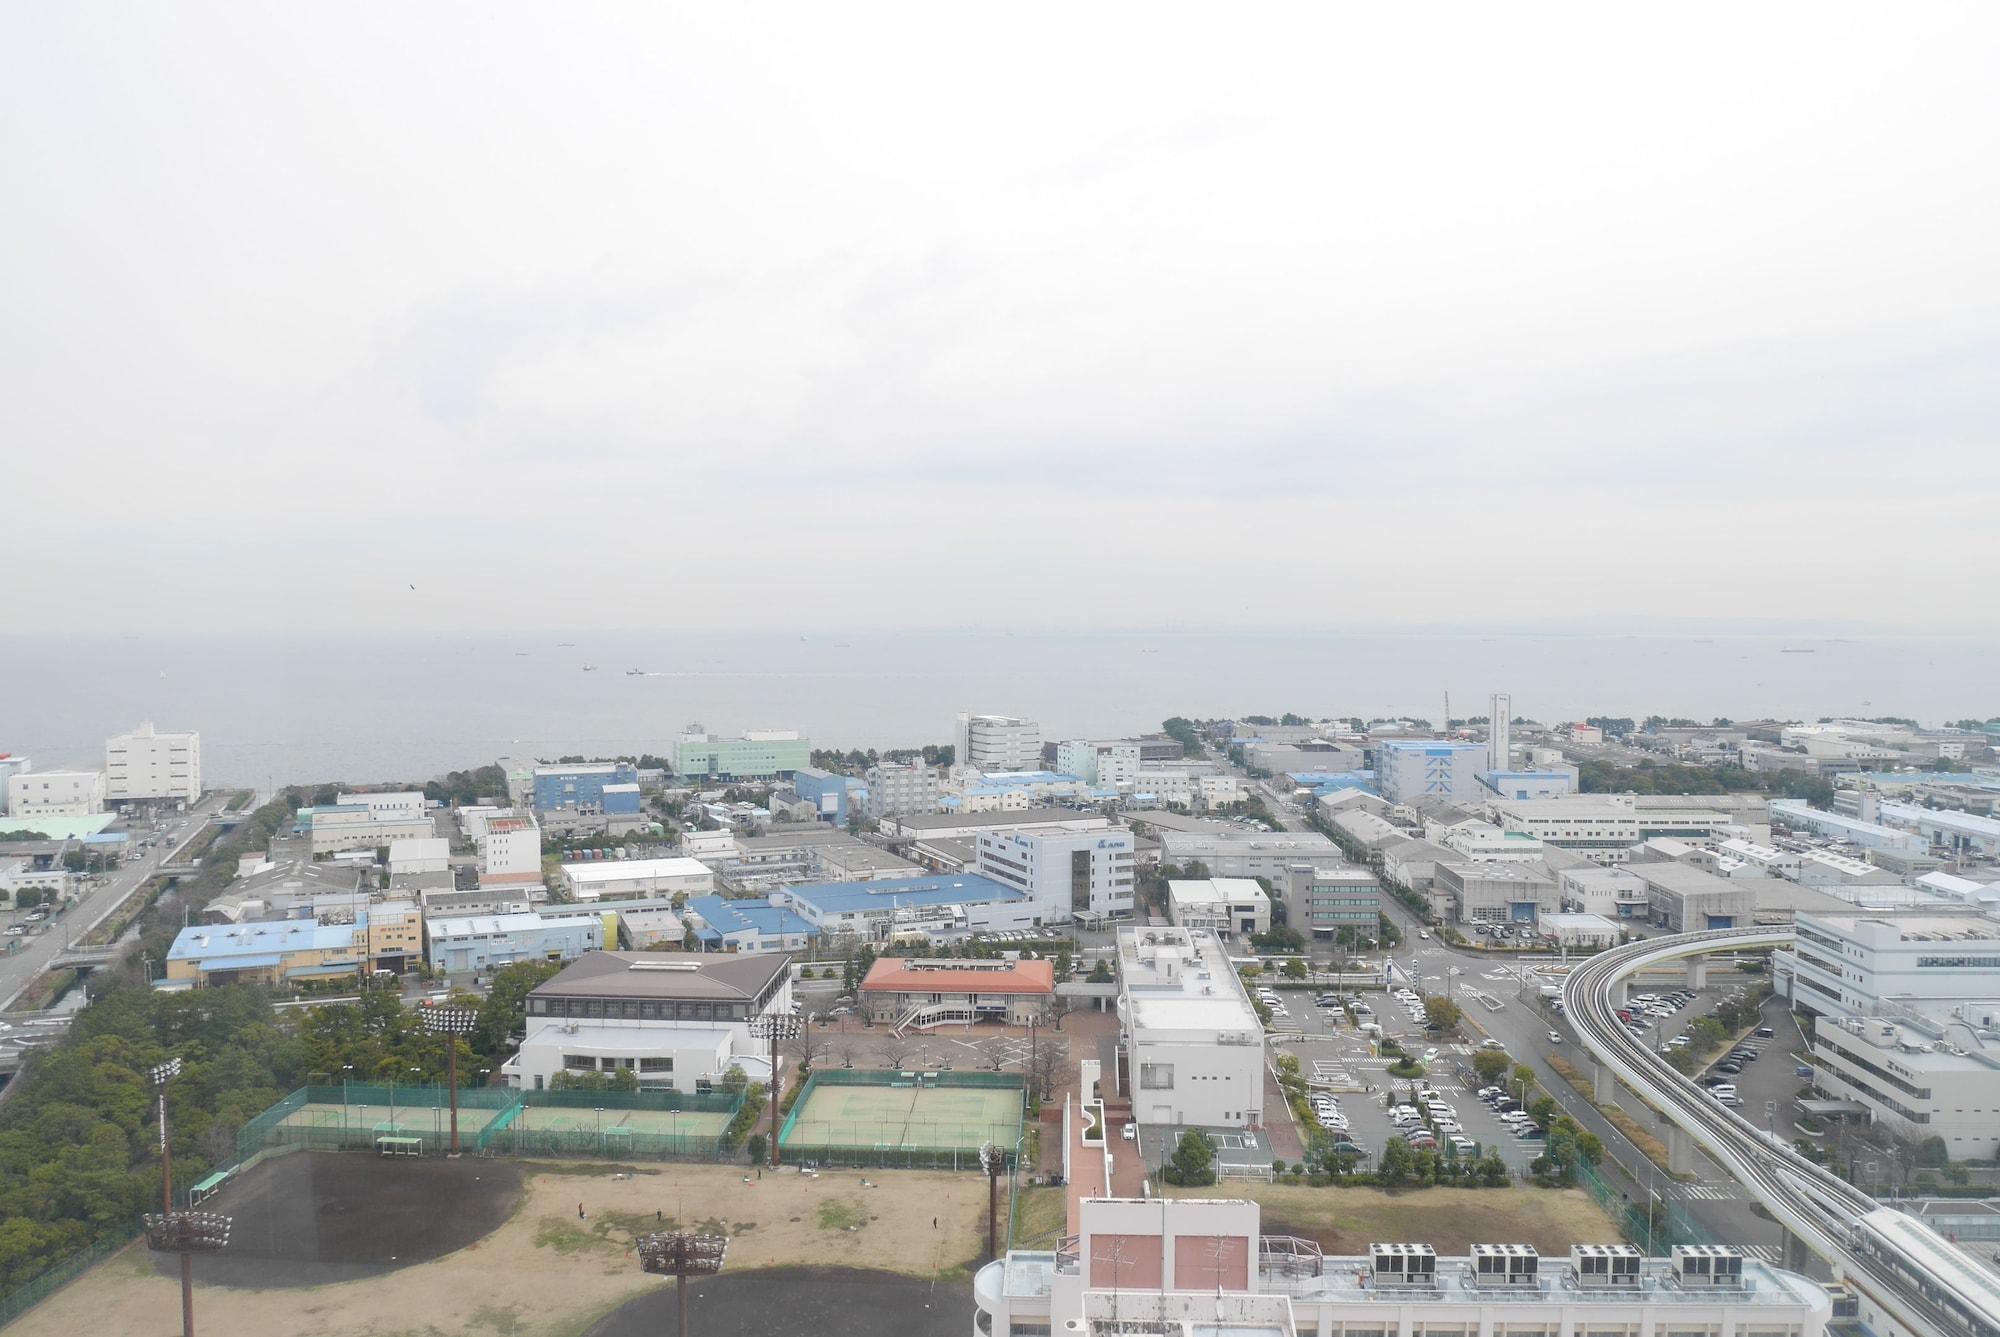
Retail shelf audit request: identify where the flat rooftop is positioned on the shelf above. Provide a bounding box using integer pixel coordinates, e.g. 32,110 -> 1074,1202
561,857 -> 714,883
1117,925 -> 1261,1036
784,873 -> 1026,914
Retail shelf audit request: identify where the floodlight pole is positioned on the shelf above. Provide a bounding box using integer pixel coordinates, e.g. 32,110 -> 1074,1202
153,1059 -> 198,1337
768,1026 -> 781,1167
446,1040 -> 460,1155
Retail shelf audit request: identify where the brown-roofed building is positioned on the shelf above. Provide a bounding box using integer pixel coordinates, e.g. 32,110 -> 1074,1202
505,950 -> 795,1093
859,956 -> 1055,1029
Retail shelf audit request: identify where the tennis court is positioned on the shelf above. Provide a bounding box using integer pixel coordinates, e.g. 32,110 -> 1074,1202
779,1070 -> 1024,1167
274,1100 -> 512,1147
240,1084 -> 746,1160
504,1104 -> 733,1139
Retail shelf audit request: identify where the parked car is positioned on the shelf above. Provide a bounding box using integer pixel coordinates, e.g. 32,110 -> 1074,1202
1547,1030 -> 1563,1044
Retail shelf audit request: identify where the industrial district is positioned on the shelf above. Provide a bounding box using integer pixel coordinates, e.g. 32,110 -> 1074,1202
3,706 -> 2000,1337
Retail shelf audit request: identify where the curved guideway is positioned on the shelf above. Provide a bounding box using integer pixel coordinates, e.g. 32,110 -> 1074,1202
1562,928 -> 2000,1337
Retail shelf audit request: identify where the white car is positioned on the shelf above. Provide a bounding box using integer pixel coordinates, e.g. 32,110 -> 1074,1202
1547,1030 -> 1564,1044
1422,1048 -> 1439,1064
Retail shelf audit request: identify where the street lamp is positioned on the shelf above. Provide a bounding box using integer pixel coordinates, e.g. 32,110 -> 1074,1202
636,1230 -> 727,1337
748,1014 -> 800,1167
149,1058 -> 230,1337
421,1003 -> 478,1156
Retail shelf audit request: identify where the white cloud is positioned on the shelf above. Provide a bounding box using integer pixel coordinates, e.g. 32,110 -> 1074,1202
3,2 -> 1996,631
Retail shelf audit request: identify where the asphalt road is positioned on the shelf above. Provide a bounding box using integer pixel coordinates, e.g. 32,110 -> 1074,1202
0,791 -> 231,1009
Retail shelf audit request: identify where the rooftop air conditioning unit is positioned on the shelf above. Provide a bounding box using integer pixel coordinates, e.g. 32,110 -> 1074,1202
1570,1244 -> 1641,1288
1670,1245 -> 1744,1288
1471,1244 -> 1540,1287
1368,1243 -> 1437,1287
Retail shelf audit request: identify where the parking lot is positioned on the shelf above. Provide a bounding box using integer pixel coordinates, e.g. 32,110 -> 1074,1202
1270,983 -> 1549,1172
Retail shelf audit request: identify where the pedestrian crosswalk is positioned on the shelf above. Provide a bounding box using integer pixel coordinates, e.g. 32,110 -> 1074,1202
1665,1182 -> 1739,1200
1738,1245 -> 1782,1263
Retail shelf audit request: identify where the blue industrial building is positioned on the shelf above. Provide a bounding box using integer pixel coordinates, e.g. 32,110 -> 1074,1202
683,895 -> 820,952
534,762 -> 641,813
792,766 -> 866,824
1481,769 -> 1578,800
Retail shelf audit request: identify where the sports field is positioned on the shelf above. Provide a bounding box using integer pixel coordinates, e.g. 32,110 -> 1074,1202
781,1077 -> 1022,1158
276,1100 -> 511,1146
507,1104 -> 733,1139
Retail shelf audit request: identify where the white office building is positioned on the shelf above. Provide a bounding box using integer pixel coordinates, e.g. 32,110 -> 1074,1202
104,723 -> 201,804
1118,926 -> 1264,1127
1495,798 -> 1642,863
1054,740 -> 1142,787
1776,911 -> 2000,1155
955,713 -> 1042,772
863,761 -> 942,822
1165,878 -> 1271,942
336,791 -> 428,823
5,769 -> 105,819
974,826 -> 1135,921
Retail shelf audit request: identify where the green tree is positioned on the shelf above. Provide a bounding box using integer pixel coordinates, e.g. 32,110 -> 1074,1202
1423,994 -> 1461,1030
1168,1130 -> 1217,1186
1378,1136 -> 1414,1187
1282,957 -> 1308,980
1087,959 -> 1114,984
1472,1050 -> 1511,1084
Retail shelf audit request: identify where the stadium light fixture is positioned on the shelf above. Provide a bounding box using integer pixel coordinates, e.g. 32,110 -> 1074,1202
637,1230 -> 728,1337
151,1057 -> 183,1088
144,1211 -> 233,1253
979,1141 -> 1007,1261
747,1014 -> 802,1168
422,1003 -> 479,1156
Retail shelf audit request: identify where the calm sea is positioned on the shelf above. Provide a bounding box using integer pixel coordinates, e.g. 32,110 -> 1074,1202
0,630 -> 1990,789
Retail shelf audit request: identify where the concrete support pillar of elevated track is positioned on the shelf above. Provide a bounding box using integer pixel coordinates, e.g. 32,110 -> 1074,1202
1781,1227 -> 1812,1272
1593,1062 -> 1616,1104
1666,1125 -> 1694,1176
1686,957 -> 1708,990
1610,978 -> 1628,1007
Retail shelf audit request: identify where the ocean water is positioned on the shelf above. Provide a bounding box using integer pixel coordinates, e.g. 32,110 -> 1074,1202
0,630 -> 1991,789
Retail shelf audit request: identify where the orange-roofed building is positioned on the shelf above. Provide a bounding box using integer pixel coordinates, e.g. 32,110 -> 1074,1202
859,956 -> 1056,1028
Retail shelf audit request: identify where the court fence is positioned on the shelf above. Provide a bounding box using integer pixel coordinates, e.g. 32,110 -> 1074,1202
777,1068 -> 1028,1170
237,1083 -> 747,1162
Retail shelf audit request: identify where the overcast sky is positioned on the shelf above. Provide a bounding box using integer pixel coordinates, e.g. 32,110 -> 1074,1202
5,4 -> 1997,634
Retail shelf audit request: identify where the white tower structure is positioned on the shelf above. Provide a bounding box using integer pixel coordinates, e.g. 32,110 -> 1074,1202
1488,693 -> 1512,773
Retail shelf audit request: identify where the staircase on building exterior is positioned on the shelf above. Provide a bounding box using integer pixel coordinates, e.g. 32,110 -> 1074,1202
892,1001 -> 978,1036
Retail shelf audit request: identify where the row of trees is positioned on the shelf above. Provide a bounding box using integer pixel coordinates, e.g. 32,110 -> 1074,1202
1576,758 -> 1835,807
0,958 -> 561,1293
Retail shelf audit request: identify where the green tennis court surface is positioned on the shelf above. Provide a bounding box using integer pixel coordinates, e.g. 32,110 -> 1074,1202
507,1106 -> 732,1138
781,1077 -> 1023,1157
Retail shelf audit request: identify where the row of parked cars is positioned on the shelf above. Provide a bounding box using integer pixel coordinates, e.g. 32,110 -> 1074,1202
1388,1086 -> 1482,1157
1476,1084 -> 1551,1142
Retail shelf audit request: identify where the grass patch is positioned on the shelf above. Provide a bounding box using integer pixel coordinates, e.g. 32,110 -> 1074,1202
1170,1183 -> 1616,1255
534,1217 -> 619,1255
816,1199 -> 871,1232
1010,1185 -> 1068,1247
471,1304 -> 528,1335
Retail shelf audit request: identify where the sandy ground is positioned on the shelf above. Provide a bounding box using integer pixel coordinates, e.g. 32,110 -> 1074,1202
8,1161 -> 993,1337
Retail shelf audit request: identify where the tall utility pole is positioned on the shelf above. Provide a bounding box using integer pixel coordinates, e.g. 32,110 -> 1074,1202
421,1003 -> 478,1156
748,1013 -> 800,1167
147,1057 -> 231,1337
637,1231 -> 727,1337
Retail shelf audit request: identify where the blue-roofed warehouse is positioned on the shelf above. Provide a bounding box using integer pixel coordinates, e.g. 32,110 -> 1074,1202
684,895 -> 819,953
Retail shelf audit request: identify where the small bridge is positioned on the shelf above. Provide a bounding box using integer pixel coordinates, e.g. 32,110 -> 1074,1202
48,944 -> 121,969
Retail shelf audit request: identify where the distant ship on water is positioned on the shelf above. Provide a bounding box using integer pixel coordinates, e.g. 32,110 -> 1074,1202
1781,648 -> 1817,654
581,664 -> 599,672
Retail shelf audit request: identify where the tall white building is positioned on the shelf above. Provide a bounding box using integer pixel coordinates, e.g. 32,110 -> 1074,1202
955,713 -> 1042,772
1054,740 -> 1139,786
863,760 -> 942,822
6,769 -> 106,819
105,722 -> 201,804
974,825 -> 1135,921
1117,926 -> 1264,1126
